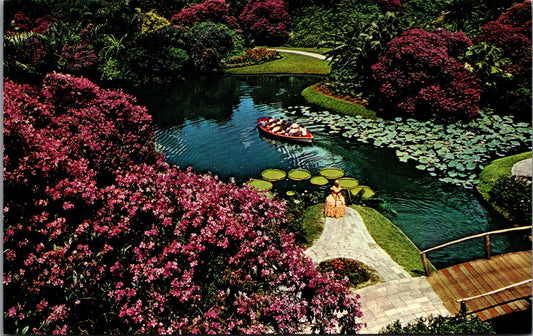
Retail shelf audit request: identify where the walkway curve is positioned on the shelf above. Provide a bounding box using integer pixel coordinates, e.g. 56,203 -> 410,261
267,48 -> 329,60
304,207 -> 411,281
304,207 -> 452,333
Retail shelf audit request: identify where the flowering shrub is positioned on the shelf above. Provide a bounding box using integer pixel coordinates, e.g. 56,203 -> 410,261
4,73 -> 363,334
59,24 -> 98,75
224,47 -> 280,67
12,11 -> 56,33
239,0 -> 291,45
475,1 -> 531,76
377,0 -> 402,12
136,8 -> 171,33
171,0 -> 237,27
317,258 -> 370,286
372,28 -> 481,123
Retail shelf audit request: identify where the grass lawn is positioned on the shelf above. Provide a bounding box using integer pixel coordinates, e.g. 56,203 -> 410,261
300,203 -> 326,248
300,203 -> 432,276
477,151 -> 532,218
224,52 -> 331,75
351,205 -> 433,277
301,85 -> 377,119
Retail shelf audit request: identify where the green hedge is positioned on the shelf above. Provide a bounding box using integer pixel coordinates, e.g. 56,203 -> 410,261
477,151 -> 532,222
301,85 -> 376,119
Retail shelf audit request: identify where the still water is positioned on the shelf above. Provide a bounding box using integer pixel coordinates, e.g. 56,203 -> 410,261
133,74 -> 529,269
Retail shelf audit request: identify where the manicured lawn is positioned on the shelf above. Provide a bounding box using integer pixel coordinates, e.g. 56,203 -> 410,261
300,203 -> 326,248
224,52 -> 331,75
301,85 -> 377,119
351,205 -> 433,276
477,151 -> 532,218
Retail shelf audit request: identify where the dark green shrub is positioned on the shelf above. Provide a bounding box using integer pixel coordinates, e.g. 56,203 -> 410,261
380,314 -> 496,334
489,175 -> 532,224
317,258 -> 370,286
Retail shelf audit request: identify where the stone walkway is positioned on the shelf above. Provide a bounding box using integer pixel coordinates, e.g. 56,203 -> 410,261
512,157 -> 532,182
267,48 -> 329,60
304,207 -> 451,333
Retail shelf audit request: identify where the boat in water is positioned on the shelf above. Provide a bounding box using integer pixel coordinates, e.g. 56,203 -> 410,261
257,117 -> 313,144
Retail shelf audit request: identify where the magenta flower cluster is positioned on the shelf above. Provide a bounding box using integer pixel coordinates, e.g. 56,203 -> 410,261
59,24 -> 98,75
372,28 -> 481,123
475,0 -> 531,75
171,0 -> 238,28
4,73 -> 363,334
377,0 -> 402,12
12,11 -> 56,33
239,0 -> 291,45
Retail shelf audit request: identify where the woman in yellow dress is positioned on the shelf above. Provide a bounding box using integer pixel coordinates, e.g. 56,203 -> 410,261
324,180 -> 346,218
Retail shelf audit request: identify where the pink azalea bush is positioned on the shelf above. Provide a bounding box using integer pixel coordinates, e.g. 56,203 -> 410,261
171,0 -> 238,28
371,28 -> 481,123
4,73 -> 363,334
12,11 -> 56,33
239,0 -> 291,45
59,24 -> 98,75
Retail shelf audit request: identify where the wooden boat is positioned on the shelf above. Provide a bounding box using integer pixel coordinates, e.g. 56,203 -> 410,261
257,117 -> 313,144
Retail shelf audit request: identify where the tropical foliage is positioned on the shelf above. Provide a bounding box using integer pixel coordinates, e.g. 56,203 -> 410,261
380,314 -> 495,334
489,176 -> 532,224
4,73 -> 364,334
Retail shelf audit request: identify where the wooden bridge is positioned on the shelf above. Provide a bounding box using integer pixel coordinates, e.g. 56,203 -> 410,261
420,226 -> 532,321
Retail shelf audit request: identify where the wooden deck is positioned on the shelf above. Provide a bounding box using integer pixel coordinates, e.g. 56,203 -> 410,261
427,250 -> 532,321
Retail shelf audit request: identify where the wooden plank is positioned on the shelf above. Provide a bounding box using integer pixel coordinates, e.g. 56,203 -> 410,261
458,263 -> 508,318
445,266 -> 488,319
427,271 -> 462,315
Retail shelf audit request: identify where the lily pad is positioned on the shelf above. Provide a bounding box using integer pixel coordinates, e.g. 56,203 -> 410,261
319,168 -> 345,179
310,176 -> 329,185
350,186 -> 376,199
286,190 -> 296,196
261,168 -> 287,181
246,179 -> 273,191
288,169 -> 312,181
337,177 -> 359,189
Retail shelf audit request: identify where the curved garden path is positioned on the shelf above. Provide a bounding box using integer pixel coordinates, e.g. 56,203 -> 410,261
304,207 -> 451,333
267,48 -> 329,60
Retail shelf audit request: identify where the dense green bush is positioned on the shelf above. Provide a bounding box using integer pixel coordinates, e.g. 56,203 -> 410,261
380,314 -> 496,334
488,175 -> 532,224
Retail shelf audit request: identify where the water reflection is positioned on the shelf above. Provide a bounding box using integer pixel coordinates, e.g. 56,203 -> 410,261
133,75 -> 529,268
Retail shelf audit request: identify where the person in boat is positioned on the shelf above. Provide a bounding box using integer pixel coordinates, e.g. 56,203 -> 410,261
324,180 -> 346,218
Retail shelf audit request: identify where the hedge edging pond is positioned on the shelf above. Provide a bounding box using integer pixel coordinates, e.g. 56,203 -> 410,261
477,151 -> 532,220
301,85 -> 376,119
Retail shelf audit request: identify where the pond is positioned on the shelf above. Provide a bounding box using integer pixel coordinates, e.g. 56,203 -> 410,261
132,74 -> 529,269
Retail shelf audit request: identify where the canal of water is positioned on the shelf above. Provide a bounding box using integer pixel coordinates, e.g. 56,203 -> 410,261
132,74 -> 529,269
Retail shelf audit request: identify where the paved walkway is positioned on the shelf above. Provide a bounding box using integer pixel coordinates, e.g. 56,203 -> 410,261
267,48 -> 329,60
304,207 -> 451,333
512,157 -> 532,181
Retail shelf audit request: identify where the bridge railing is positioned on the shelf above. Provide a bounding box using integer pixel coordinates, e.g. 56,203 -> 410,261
419,226 -> 532,276
456,278 -> 532,315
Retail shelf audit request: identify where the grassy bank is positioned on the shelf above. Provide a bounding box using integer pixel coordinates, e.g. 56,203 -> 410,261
224,52 -> 330,75
477,151 -> 532,219
352,205 -> 432,276
300,203 -> 326,248
301,85 -> 377,119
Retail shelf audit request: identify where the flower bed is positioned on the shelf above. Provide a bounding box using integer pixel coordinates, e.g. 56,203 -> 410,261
317,258 -> 370,286
223,48 -> 281,68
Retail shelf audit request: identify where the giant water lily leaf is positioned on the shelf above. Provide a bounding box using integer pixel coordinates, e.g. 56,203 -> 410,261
350,186 -> 375,199
247,179 -> 273,191
310,176 -> 329,185
338,177 -> 359,189
319,168 -> 344,179
288,169 -> 312,181
261,169 -> 287,182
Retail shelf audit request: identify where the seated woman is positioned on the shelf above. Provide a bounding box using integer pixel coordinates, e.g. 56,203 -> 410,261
324,180 -> 346,218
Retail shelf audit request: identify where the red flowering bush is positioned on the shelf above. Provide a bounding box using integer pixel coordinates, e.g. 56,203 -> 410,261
4,73 -> 363,334
171,0 -> 237,27
224,47 -> 280,66
475,0 -> 531,75
372,28 -> 481,123
377,0 -> 402,12
239,0 -> 291,45
12,11 -> 56,33
317,259 -> 370,286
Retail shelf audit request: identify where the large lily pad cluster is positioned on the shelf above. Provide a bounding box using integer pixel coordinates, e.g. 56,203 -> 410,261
287,106 -> 532,189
